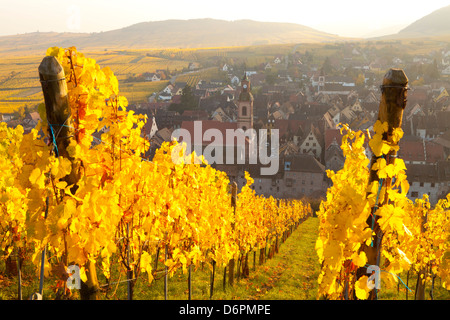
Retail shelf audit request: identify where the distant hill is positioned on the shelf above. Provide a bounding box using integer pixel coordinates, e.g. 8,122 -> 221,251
0,19 -> 342,55
362,23 -> 409,38
398,5 -> 450,37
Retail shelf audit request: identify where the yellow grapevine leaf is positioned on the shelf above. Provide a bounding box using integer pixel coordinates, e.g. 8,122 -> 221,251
392,127 -> 404,144
380,141 -> 391,156
372,158 -> 386,171
79,266 -> 88,283
351,252 -> 368,267
369,134 -> 383,157
29,168 -> 45,189
373,120 -> 388,134
393,159 -> 406,172
29,167 -> 40,184
59,157 -> 72,176
355,276 -> 371,300
55,181 -> 68,189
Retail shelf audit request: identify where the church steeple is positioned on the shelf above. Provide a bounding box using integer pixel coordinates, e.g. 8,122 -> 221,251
237,72 -> 253,131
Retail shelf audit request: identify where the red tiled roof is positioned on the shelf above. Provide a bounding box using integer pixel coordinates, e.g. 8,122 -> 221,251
180,120 -> 244,146
182,109 -> 208,118
407,89 -> 427,104
273,119 -> 305,138
398,138 -> 445,163
425,141 -> 445,163
29,112 -> 41,122
398,138 -> 425,162
284,154 -> 325,173
325,129 -> 343,149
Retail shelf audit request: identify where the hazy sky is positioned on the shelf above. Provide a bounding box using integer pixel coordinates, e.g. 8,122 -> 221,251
0,0 -> 449,38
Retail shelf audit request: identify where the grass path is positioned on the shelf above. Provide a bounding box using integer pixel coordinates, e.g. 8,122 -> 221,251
244,217 -> 320,300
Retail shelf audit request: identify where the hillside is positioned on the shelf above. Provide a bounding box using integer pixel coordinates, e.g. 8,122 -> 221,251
398,5 -> 450,37
0,19 -> 342,55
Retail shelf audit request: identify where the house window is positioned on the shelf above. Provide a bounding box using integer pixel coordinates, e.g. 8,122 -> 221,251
306,143 -> 309,146
419,182 -> 424,187
302,180 -> 305,185
431,183 -> 435,188
286,179 -> 293,187
285,161 -> 291,171
309,137 -> 313,140
313,143 -> 316,147
411,191 -> 419,198
242,106 -> 247,116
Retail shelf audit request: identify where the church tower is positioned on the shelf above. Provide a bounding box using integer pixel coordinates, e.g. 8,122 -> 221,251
237,73 -> 253,131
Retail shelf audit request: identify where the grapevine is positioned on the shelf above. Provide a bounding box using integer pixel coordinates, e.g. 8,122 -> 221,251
0,46 -> 311,299
316,123 -> 450,299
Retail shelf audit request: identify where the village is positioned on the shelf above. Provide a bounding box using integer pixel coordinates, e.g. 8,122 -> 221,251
2,42 -> 450,204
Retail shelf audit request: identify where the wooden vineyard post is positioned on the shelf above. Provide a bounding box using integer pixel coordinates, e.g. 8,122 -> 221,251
210,259 -> 216,299
260,237 -> 268,265
356,68 -> 408,300
39,56 -> 99,300
242,253 -> 249,278
406,271 -> 410,300
126,223 -> 133,300
415,202 -> 428,300
37,198 -> 49,299
188,264 -> 192,300
228,182 -> 237,287
39,56 -> 80,186
16,248 -> 22,300
154,242 -> 161,277
164,233 -> 168,300
223,266 -> 227,291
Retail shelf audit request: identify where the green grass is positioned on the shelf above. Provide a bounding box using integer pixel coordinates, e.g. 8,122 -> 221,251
239,217 -> 320,300
377,269 -> 450,300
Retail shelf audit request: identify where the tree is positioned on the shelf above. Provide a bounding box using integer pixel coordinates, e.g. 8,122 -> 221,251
355,73 -> 366,87
321,57 -> 333,75
168,85 -> 198,113
180,85 -> 197,108
265,71 -> 277,85
425,59 -> 440,80
14,105 -> 29,121
303,50 -> 313,64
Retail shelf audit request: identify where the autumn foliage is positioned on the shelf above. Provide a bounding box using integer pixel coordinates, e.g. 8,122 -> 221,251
0,47 -> 311,298
316,124 -> 450,299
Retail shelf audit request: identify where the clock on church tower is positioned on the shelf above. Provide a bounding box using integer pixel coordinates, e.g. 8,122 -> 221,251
237,73 -> 253,131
